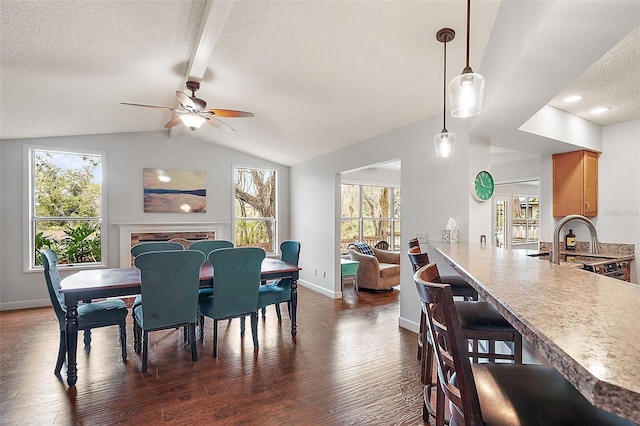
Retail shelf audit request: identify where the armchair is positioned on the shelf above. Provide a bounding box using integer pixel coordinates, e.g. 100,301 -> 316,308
348,242 -> 400,291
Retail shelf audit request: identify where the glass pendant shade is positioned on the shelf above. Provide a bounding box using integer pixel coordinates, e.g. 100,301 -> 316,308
434,129 -> 456,158
449,70 -> 485,118
180,114 -> 206,130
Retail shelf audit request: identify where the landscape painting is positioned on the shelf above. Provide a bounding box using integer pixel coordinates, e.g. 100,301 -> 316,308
143,168 -> 206,213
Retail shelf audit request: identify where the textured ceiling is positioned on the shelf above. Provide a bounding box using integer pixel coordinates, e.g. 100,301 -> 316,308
1,1 -> 638,166
548,25 -> 640,126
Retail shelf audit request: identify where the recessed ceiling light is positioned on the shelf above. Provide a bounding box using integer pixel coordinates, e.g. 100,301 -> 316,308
563,95 -> 583,103
590,107 -> 610,114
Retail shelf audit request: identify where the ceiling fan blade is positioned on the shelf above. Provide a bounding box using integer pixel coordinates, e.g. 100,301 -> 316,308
206,109 -> 254,118
176,91 -> 199,110
120,102 -> 172,110
164,117 -> 183,128
204,116 -> 235,133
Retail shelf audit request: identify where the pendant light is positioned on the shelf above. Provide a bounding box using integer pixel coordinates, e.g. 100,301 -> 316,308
435,28 -> 456,158
449,0 -> 485,118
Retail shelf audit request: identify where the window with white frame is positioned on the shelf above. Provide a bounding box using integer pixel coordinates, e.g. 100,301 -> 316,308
340,183 -> 401,252
234,167 -> 277,254
28,148 -> 105,269
512,196 -> 539,245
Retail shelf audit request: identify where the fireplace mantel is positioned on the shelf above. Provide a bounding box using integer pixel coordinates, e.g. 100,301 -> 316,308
115,222 -> 227,267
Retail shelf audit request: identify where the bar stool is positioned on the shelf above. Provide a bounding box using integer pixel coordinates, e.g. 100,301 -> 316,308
407,249 -> 522,424
414,263 -> 634,426
408,247 -> 478,366
408,237 -> 420,249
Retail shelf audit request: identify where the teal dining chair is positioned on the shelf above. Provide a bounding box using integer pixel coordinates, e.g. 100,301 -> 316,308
41,249 -> 128,376
133,250 -> 205,373
258,240 -> 301,321
188,240 -> 234,299
130,241 -> 184,352
197,247 -> 265,358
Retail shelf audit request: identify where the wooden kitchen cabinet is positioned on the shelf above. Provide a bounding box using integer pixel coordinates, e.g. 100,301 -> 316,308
552,150 -> 599,217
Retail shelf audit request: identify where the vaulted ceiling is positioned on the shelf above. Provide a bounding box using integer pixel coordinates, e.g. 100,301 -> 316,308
1,1 -> 638,166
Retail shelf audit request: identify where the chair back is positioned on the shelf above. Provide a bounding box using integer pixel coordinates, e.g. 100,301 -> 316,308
280,240 -> 301,266
207,247 -> 265,319
131,241 -> 184,257
374,240 -> 389,250
41,249 -> 67,329
188,240 -> 234,260
407,247 -> 430,272
134,250 -> 205,330
414,263 -> 483,426
408,237 -> 420,249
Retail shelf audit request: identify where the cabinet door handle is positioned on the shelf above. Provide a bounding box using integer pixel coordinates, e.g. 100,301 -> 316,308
585,201 -> 590,210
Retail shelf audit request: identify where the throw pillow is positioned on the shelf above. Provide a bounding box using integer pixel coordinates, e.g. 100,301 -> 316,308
350,242 -> 375,256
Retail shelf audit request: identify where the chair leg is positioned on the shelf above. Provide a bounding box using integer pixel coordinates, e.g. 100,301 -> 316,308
199,315 -> 205,342
418,310 -> 425,361
55,330 -> 66,375
250,313 -> 259,349
183,325 -> 188,343
239,316 -> 246,336
132,315 -> 139,353
83,329 -> 91,346
133,317 -> 142,354
435,375 -> 445,426
275,303 -> 282,321
514,332 -> 523,364
119,320 -> 127,362
141,330 -> 149,373
189,324 -> 197,362
212,319 -> 218,358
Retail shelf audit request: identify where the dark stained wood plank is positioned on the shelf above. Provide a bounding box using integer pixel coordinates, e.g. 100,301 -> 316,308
0,284 -> 429,425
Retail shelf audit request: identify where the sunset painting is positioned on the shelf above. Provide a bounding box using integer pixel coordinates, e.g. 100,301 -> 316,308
143,168 -> 206,213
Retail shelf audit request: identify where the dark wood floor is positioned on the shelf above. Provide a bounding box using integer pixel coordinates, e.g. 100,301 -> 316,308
0,284 -> 429,425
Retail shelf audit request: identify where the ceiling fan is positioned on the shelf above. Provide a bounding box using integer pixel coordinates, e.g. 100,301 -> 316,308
120,80 -> 254,132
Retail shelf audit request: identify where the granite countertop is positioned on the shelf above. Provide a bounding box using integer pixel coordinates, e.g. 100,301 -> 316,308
429,242 -> 640,423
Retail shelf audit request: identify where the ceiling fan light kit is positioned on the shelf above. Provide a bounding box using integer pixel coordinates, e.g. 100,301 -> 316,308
435,28 -> 456,158
120,80 -> 254,132
180,114 -> 206,130
449,0 -> 485,118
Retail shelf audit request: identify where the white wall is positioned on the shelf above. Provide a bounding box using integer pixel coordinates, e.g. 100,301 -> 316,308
291,114 -> 491,333
0,132 -> 290,310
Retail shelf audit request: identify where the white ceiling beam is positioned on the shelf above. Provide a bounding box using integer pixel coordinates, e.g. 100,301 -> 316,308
170,0 -> 235,139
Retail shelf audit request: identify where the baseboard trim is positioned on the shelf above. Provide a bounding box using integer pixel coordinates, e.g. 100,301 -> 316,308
0,299 -> 50,312
398,316 -> 419,334
297,279 -> 340,299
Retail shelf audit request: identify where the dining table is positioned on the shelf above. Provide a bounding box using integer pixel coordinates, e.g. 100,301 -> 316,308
429,241 -> 640,423
59,258 -> 301,387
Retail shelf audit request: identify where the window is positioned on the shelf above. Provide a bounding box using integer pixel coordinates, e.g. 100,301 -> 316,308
28,148 -> 104,270
512,196 -> 539,245
234,167 -> 277,253
340,183 -> 400,252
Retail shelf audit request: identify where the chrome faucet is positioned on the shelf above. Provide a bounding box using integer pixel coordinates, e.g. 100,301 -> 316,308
551,214 -> 600,264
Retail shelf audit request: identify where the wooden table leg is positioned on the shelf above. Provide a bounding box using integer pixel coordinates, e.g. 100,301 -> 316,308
290,278 -> 298,337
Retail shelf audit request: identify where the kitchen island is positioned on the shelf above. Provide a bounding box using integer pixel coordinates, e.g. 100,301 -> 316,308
430,242 -> 640,423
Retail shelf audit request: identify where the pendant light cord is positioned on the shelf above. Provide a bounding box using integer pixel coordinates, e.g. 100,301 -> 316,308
465,0 -> 471,68
443,39 -> 447,130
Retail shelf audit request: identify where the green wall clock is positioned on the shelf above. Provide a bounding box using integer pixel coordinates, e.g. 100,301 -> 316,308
472,170 -> 494,201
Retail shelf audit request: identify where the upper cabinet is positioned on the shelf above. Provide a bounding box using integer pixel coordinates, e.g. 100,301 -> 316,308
552,150 -> 599,217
